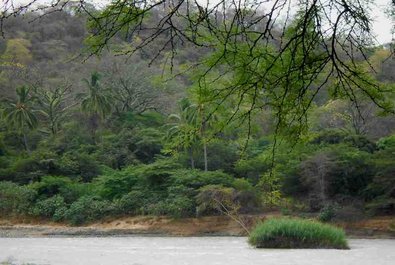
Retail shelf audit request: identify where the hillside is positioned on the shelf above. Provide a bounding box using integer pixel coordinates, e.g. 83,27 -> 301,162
0,5 -> 395,228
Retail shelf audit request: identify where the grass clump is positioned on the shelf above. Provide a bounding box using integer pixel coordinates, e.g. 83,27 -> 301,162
248,217 -> 349,249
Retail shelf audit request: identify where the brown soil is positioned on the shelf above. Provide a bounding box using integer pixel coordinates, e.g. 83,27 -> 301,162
0,214 -> 268,237
0,214 -> 394,238
336,216 -> 395,238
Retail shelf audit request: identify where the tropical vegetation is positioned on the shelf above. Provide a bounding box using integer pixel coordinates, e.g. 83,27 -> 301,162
0,2 -> 394,229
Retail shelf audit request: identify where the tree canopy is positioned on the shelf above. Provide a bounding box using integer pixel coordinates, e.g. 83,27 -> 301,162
1,0 -> 394,141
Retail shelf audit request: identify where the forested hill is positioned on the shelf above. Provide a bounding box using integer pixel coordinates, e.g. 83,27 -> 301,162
0,8 -> 394,225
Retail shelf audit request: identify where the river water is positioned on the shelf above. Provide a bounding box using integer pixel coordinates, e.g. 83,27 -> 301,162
0,237 -> 394,265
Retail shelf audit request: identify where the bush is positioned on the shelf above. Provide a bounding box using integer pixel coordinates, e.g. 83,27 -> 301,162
115,190 -> 146,215
95,170 -> 143,200
377,135 -> 395,150
135,158 -> 182,188
329,147 -> 373,196
30,176 -> 93,204
196,185 -> 237,216
147,196 -> 194,218
235,156 -> 270,184
310,129 -> 377,153
164,196 -> 195,218
310,129 -> 347,145
170,169 -> 233,189
57,152 -> 101,182
64,196 -> 116,225
0,150 -> 59,184
32,195 -> 67,220
129,127 -> 164,163
366,196 -> 395,215
0,181 -> 36,216
232,178 -> 262,213
193,140 -> 239,173
318,204 -> 336,222
248,217 -> 348,249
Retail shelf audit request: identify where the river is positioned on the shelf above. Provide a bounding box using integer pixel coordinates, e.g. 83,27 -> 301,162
0,237 -> 394,265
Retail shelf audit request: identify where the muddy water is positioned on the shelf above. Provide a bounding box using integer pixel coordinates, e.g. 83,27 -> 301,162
0,237 -> 394,265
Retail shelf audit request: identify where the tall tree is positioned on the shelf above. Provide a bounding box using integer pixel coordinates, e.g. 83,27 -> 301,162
166,98 -> 199,169
78,72 -> 113,142
2,86 -> 37,151
33,84 -> 75,135
166,92 -> 219,171
103,62 -> 160,115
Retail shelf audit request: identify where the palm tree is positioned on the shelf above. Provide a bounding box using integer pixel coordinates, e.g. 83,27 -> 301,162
166,98 -> 215,171
2,86 -> 38,152
166,98 -> 199,169
33,85 -> 76,135
80,72 -> 113,118
199,104 -> 209,172
191,87 -> 218,172
78,72 -> 113,142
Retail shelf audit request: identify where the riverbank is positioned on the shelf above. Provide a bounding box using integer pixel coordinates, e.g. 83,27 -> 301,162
1,215 -> 394,238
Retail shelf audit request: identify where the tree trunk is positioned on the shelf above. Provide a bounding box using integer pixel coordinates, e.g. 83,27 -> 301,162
189,148 -> 195,169
23,133 -> 30,153
203,141 -> 208,172
89,114 -> 99,143
201,117 -> 208,172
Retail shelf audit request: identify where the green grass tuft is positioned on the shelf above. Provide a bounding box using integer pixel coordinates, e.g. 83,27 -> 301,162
248,217 -> 349,249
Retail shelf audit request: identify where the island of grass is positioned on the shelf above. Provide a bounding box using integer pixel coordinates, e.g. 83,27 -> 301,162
248,217 -> 349,249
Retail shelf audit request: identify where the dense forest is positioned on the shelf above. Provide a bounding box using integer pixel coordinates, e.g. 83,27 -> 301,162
0,3 -> 394,226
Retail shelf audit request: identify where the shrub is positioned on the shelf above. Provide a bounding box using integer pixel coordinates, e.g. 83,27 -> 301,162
366,196 -> 395,215
32,195 -> 67,220
329,147 -> 373,196
135,158 -> 182,188
196,185 -> 237,216
170,169 -> 233,189
193,140 -> 239,173
164,196 -> 194,218
147,196 -> 194,218
115,190 -> 146,215
30,176 -> 93,204
248,217 -> 348,249
95,170 -> 142,200
64,196 -> 116,225
140,184 -> 196,218
129,127 -> 164,163
363,147 -> 395,211
53,206 -> 68,222
310,129 -> 347,145
0,181 -> 36,216
377,135 -> 395,150
57,152 -> 101,181
232,178 -> 262,213
232,178 -> 253,191
0,150 -> 59,184
310,129 -> 377,153
234,157 -> 270,184
30,176 -> 72,198
318,204 -> 336,222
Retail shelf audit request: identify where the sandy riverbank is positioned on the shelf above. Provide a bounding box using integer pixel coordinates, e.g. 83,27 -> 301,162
1,215 -> 394,238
